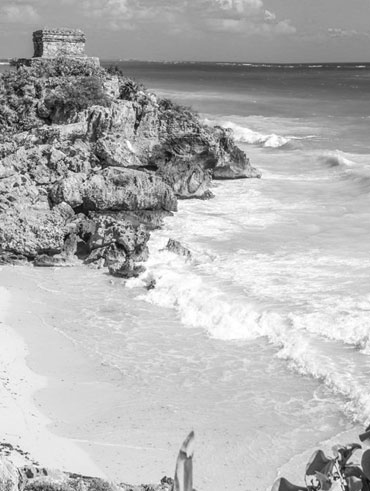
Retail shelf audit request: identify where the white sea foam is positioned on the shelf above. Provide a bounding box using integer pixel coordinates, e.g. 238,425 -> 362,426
216,120 -> 290,148
204,118 -> 317,149
318,150 -> 370,189
129,192 -> 370,425
134,242 -> 370,424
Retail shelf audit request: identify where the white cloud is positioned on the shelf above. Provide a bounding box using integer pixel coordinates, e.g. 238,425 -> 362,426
327,27 -> 370,39
0,2 -> 40,23
81,0 -> 296,36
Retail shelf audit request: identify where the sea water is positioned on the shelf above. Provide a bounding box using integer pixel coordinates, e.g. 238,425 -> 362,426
4,62 -> 370,490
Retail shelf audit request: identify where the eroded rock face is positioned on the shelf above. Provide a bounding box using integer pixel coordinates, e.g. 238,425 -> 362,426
53,167 -> 178,213
157,159 -> 213,200
0,209 -> 67,259
96,136 -> 142,168
152,129 -> 261,181
211,126 -> 262,179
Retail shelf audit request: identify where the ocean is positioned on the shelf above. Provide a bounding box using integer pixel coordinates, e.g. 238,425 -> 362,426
3,61 -> 370,490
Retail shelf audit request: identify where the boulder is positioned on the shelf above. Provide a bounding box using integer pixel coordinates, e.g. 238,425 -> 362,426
50,172 -> 86,208
165,239 -> 192,260
33,253 -> 78,267
77,213 -> 150,276
86,101 -> 137,142
211,126 -> 262,179
151,128 -> 261,181
85,214 -> 149,255
157,159 -> 213,200
0,209 -> 68,259
80,168 -> 177,212
108,256 -> 145,279
96,136 -> 142,168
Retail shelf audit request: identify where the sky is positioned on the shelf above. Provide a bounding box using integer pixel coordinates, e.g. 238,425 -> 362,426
1,0 -> 370,62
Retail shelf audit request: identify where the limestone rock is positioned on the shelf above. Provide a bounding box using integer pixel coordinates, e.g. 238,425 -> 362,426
211,126 -> 262,179
50,172 -> 86,208
86,214 -> 149,255
157,159 -> 213,200
86,102 -> 136,142
77,213 -> 149,276
33,253 -> 78,267
96,136 -> 142,168
0,457 -> 19,491
166,239 -> 192,260
108,257 -> 145,279
79,168 -> 177,213
153,129 -> 261,181
0,209 -> 68,259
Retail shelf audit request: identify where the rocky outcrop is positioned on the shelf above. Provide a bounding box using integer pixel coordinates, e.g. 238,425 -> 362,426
51,168 -> 177,212
0,51 -> 260,277
0,432 -> 195,491
152,129 -> 261,181
0,456 -> 174,491
157,159 -> 213,200
155,102 -> 261,181
165,239 -> 192,260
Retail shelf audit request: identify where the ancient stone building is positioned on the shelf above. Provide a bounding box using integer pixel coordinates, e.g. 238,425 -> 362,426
33,28 -> 86,58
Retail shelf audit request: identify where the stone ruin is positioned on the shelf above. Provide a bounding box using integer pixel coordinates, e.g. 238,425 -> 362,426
33,28 -> 86,58
14,28 -> 100,68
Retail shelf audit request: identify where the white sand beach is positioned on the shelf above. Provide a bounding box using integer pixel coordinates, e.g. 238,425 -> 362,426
0,265 -> 107,477
0,264 -> 182,486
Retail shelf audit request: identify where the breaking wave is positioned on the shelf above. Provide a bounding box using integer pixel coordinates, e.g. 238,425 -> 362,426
221,121 -> 290,148
127,232 -> 370,425
318,150 -> 370,189
204,119 -> 317,149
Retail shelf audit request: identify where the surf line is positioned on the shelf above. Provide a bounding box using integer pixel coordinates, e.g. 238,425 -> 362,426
70,438 -> 168,451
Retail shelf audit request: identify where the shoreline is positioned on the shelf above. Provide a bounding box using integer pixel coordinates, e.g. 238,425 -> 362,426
0,266 -> 106,477
0,264 -> 177,486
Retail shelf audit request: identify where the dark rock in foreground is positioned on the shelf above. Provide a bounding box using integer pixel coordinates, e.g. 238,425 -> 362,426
0,56 -> 261,277
0,432 -> 195,491
0,456 -> 174,491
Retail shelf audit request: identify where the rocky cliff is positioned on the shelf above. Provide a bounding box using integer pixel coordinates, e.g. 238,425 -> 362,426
0,59 -> 261,278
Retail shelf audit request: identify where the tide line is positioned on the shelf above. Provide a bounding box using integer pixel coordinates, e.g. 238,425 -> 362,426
70,438 -> 168,452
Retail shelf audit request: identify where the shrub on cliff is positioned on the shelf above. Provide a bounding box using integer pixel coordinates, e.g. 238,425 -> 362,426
158,98 -> 200,140
119,78 -> 147,102
12,57 -> 106,78
0,62 -> 111,135
0,66 -> 43,134
105,65 -> 146,101
44,76 -> 111,121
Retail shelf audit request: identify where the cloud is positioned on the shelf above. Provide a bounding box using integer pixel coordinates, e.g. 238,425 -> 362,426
327,27 -> 370,39
81,0 -> 296,36
0,2 -> 40,23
